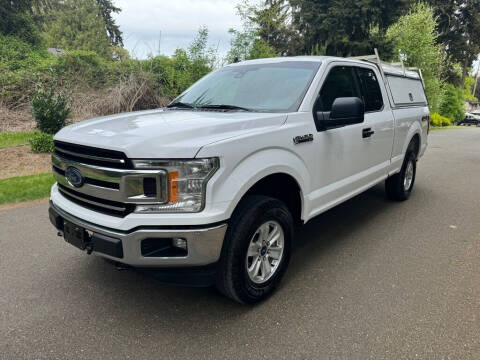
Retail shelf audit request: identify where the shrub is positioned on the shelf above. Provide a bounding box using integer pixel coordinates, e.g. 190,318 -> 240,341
31,79 -> 72,134
29,132 -> 54,153
98,72 -> 169,114
0,34 -> 54,108
0,34 -> 52,73
430,112 -> 451,127
52,50 -> 111,88
439,84 -> 465,124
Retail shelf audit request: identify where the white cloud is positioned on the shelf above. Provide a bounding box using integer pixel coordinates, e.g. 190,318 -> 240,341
113,0 -> 247,59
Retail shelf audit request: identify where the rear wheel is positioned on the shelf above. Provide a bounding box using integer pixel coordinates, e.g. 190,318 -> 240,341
385,151 -> 417,201
216,195 -> 293,304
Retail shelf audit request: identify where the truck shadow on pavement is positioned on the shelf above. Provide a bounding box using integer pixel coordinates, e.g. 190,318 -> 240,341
60,183 -> 406,331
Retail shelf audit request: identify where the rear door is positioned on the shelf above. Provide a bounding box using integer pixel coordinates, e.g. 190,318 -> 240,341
355,65 -> 395,174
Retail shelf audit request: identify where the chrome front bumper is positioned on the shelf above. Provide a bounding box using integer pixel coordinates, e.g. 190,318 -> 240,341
49,202 -> 228,267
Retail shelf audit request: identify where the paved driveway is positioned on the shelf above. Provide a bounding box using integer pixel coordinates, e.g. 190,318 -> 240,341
1,129 -> 479,359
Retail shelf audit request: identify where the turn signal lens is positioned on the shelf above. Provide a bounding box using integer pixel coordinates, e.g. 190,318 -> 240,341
169,171 -> 179,203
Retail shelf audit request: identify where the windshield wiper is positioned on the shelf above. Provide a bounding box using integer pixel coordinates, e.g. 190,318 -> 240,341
167,101 -> 195,109
196,104 -> 253,112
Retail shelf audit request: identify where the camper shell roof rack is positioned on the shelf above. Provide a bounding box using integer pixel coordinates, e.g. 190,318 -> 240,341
350,48 -> 425,88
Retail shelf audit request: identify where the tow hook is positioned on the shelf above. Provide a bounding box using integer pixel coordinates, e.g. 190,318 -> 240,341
85,243 -> 94,255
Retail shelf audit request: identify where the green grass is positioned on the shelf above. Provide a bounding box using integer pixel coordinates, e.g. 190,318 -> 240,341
0,131 -> 39,148
0,173 -> 55,205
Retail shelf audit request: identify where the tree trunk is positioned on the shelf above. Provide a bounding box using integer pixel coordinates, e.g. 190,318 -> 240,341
473,63 -> 479,98
461,59 -> 468,89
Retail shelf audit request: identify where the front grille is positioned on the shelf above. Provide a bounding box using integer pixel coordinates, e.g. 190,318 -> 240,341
53,141 -> 167,218
54,141 -> 130,169
58,184 -> 135,217
53,165 -> 119,190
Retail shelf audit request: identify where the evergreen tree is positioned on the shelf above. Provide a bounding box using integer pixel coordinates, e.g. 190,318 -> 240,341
428,0 -> 480,87
96,0 -> 123,47
253,1 -> 298,55
43,0 -> 112,58
440,84 -> 466,122
0,0 -> 41,45
287,0 -> 411,56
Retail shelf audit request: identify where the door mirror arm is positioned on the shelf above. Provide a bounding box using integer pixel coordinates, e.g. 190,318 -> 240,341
314,111 -> 327,131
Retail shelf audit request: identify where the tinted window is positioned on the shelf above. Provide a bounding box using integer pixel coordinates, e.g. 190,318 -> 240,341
173,61 -> 320,112
318,66 -> 361,112
356,67 -> 383,111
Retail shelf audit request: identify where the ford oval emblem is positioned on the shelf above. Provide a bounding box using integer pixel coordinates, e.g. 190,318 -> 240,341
65,167 -> 85,188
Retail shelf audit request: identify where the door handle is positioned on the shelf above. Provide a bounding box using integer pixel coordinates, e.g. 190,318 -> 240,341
362,128 -> 375,138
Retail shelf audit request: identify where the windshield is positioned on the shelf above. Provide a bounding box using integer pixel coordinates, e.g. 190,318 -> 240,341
171,61 -> 321,113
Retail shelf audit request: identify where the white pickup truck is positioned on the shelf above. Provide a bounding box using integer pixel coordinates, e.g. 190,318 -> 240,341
49,55 -> 429,303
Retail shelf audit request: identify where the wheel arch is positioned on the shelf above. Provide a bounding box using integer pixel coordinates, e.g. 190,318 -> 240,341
241,173 -> 304,225
402,121 -> 422,158
409,133 -> 420,157
216,148 -> 310,224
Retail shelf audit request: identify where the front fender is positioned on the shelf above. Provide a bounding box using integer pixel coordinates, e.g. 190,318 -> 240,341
206,148 -> 311,220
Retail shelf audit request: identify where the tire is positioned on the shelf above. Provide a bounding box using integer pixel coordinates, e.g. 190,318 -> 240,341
385,150 -> 417,201
216,195 -> 294,304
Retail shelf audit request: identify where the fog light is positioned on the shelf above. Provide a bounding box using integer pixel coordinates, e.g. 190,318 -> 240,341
172,238 -> 187,250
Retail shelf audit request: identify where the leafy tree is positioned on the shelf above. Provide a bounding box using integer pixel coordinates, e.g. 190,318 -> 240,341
226,1 -> 278,62
428,0 -> 480,86
187,27 -> 218,80
463,76 -> 477,101
43,0 -> 113,59
188,26 -> 218,67
249,39 -> 278,59
386,3 -> 444,111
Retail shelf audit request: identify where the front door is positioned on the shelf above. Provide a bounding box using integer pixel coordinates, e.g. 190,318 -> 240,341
308,63 -> 394,217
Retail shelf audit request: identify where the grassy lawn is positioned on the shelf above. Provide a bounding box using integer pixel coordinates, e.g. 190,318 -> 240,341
0,173 -> 54,205
0,131 -> 39,149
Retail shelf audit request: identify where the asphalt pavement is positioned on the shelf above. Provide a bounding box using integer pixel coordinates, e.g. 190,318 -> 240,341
1,128 -> 479,359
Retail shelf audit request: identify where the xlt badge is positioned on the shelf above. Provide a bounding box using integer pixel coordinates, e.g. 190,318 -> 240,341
293,134 -> 314,145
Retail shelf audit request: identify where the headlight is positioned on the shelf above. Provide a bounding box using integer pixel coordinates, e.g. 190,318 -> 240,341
132,158 -> 219,213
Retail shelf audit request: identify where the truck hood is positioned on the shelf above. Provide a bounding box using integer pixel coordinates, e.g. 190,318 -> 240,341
55,109 -> 287,158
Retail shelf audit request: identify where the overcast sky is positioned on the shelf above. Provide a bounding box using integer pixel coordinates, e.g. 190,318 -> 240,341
113,0 -> 252,59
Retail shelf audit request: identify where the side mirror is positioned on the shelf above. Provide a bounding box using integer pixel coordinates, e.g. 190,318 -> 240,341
316,97 -> 365,130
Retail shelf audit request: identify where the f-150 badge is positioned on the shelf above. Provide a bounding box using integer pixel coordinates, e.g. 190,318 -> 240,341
293,134 -> 314,144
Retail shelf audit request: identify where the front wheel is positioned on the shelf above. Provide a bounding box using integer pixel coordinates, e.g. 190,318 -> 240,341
385,151 -> 417,201
216,195 -> 293,304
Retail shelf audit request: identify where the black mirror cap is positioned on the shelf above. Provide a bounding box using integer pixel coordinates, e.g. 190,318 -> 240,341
330,97 -> 365,121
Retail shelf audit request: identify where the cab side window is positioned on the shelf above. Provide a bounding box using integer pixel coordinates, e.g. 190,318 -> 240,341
356,67 -> 383,112
317,66 -> 361,112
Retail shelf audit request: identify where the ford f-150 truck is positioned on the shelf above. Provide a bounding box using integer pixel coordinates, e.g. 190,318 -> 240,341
49,54 -> 429,303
